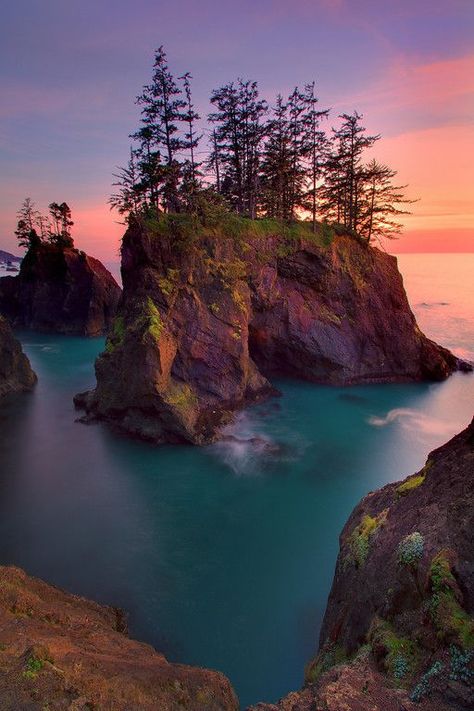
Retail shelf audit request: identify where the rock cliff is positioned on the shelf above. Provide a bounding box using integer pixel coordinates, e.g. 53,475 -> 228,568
0,565 -> 238,711
0,315 -> 36,397
0,243 -> 121,336
251,417 -> 474,710
75,217 -> 464,444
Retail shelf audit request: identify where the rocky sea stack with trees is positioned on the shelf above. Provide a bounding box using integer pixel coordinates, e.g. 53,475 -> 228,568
75,46 -> 467,445
0,199 -> 121,336
0,39 -> 472,711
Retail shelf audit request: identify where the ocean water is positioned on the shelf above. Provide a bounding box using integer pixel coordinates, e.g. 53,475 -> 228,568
0,253 -> 473,708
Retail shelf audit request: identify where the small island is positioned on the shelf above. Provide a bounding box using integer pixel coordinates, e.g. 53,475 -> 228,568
0,200 -> 121,337
74,48 -> 467,445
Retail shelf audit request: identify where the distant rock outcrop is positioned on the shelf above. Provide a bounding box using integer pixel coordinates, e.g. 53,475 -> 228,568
0,565 -> 238,711
251,418 -> 474,710
0,315 -> 36,397
75,217 -> 465,444
0,243 -> 121,336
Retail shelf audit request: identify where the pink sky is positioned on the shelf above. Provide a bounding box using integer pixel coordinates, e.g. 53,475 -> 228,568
1,2 -> 473,260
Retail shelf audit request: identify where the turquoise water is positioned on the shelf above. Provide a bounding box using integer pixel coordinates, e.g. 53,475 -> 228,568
0,254 -> 473,708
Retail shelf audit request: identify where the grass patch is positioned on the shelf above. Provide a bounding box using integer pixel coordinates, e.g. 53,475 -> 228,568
22,655 -> 44,680
369,618 -> 419,685
305,642 -> 347,683
428,550 -> 474,649
131,297 -> 164,341
346,509 -> 388,568
158,268 -> 180,297
397,460 -> 432,497
142,209 -> 337,250
396,473 -> 425,496
105,315 -> 125,353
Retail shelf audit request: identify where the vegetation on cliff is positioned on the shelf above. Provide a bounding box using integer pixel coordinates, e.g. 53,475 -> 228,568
252,418 -> 474,711
110,45 -> 414,244
74,216 -> 460,445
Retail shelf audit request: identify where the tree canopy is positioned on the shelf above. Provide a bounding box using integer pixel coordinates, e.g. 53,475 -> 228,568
110,46 -> 415,244
14,198 -> 75,250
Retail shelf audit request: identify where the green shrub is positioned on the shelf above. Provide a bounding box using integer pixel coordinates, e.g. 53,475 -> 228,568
22,655 -> 44,680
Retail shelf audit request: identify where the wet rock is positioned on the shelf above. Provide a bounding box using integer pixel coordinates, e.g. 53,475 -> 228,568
0,315 -> 36,396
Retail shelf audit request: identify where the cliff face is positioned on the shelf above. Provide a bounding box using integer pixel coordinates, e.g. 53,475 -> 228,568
75,219 -> 462,444
0,565 -> 238,711
0,244 -> 121,336
251,418 -> 474,711
0,316 -> 36,397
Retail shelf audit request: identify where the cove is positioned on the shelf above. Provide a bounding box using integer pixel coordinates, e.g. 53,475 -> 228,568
1,327 -> 473,707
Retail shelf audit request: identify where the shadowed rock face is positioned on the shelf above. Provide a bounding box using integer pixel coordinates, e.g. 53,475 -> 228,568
75,220 -> 464,444
250,418 -> 474,711
0,315 -> 36,396
0,565 -> 238,711
0,244 -> 121,336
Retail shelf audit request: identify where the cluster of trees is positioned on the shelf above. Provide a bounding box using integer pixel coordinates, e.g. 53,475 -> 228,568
111,46 -> 414,243
15,198 -> 74,250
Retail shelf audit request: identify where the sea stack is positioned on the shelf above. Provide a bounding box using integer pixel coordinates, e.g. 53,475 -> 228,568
0,242 -> 121,336
0,315 -> 36,397
75,216 -> 464,445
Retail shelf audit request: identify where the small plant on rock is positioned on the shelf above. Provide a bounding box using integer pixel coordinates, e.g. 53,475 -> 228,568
397,532 -> 424,567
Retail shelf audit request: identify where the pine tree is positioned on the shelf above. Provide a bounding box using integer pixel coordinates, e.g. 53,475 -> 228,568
109,148 -> 146,217
358,159 -> 415,243
48,202 -> 74,247
132,46 -> 187,212
179,72 -> 201,186
323,112 -> 380,232
259,95 -> 293,219
300,82 -> 330,232
286,86 -> 307,219
14,198 -> 43,249
209,79 -> 267,217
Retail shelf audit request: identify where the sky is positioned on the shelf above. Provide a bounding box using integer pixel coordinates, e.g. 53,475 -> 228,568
0,0 -> 473,260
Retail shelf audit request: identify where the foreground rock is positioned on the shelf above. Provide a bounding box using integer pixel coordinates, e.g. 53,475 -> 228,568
0,315 -> 36,396
0,565 -> 238,711
0,243 -> 121,336
250,418 -> 474,710
75,217 -> 465,444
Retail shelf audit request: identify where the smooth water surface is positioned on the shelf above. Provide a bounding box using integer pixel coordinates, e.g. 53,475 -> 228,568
1,254 -> 473,707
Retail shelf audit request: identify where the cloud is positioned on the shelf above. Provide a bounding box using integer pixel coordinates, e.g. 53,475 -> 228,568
331,53 -> 474,129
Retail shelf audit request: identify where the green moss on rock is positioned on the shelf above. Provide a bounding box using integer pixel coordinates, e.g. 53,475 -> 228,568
305,642 -> 348,683
346,509 -> 388,568
369,617 -> 420,686
105,316 -> 125,353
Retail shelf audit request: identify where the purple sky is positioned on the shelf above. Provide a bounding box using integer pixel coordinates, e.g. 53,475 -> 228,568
1,0 -> 473,258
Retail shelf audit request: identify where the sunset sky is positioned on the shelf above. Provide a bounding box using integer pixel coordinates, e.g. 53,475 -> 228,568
1,0 -> 473,260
